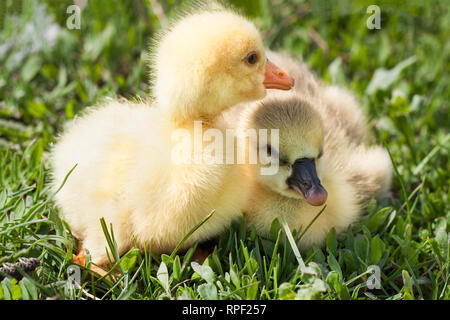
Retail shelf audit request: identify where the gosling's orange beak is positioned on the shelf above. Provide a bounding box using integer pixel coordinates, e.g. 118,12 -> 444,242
263,60 -> 295,90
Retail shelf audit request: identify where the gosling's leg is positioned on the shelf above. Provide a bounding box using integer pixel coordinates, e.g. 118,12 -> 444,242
191,247 -> 211,264
191,240 -> 217,264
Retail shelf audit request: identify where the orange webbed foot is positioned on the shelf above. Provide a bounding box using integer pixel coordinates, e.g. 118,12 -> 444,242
73,251 -> 86,267
72,242 -> 119,282
89,264 -> 119,282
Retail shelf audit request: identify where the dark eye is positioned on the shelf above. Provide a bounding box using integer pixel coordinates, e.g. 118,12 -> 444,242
318,150 -> 324,158
246,52 -> 258,65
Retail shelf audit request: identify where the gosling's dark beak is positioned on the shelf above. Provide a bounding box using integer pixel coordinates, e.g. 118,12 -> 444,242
287,158 -> 327,206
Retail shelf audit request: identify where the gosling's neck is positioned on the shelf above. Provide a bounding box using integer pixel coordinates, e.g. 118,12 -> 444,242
158,97 -> 229,130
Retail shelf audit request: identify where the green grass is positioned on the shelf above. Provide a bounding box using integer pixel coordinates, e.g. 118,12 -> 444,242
0,0 -> 449,300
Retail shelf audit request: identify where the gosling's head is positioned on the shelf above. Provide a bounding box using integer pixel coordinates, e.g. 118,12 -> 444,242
247,92 -> 328,206
151,8 -> 294,123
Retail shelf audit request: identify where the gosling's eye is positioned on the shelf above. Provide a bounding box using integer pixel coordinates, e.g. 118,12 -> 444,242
318,150 -> 324,159
246,52 -> 259,65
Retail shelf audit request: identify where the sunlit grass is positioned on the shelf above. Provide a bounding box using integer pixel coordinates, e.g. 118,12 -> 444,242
0,0 -> 448,300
